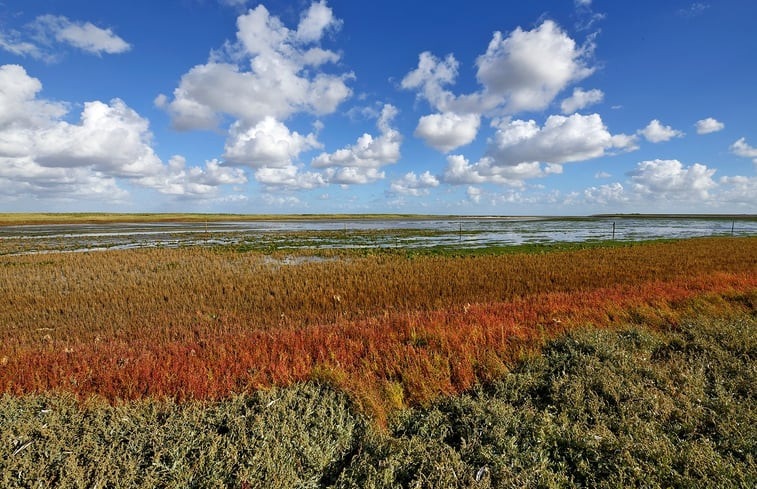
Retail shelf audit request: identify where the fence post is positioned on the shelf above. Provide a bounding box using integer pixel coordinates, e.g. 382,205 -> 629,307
612,221 -> 616,240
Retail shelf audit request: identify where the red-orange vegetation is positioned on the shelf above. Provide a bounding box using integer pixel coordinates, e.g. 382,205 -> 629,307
1,237 -> 755,418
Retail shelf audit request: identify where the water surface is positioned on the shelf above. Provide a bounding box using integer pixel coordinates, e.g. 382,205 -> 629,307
1,217 -> 754,255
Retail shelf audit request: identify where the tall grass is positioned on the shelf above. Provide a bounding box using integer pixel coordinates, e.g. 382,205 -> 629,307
0,237 -> 754,417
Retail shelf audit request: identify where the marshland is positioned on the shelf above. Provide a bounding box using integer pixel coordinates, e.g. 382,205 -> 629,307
1,215 -> 755,487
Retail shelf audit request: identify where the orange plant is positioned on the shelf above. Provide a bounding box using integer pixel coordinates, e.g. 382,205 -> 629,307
0,237 -> 754,418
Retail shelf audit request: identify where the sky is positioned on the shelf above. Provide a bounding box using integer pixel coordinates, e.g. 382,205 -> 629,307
0,0 -> 755,215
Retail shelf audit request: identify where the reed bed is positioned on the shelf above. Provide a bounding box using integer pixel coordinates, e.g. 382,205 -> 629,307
0,237 -> 755,416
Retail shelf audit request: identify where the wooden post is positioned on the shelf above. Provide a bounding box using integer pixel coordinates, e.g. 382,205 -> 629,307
459,222 -> 462,243
731,221 -> 735,236
612,221 -> 616,240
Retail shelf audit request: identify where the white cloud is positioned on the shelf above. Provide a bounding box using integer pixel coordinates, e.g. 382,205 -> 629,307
30,15 -> 131,56
560,87 -> 604,114
584,182 -> 627,205
32,15 -> 130,55
401,51 -> 494,114
254,165 -> 326,190
638,119 -> 684,143
295,0 -> 342,43
262,193 -> 302,206
730,138 -> 757,164
718,176 -> 757,205
1,16 -> 130,60
695,117 -> 724,134
0,32 -> 44,59
311,104 -> 401,184
322,167 -> 385,185
580,161 -> 757,210
223,117 -> 320,168
400,52 -> 461,112
401,20 -> 597,160
442,154 -> 558,187
136,157 -> 246,197
595,171 -> 611,178
402,20 -> 594,116
628,159 -> 716,200
486,113 -> 637,168
161,2 -> 352,131
476,20 -> 594,113
466,186 -> 482,203
0,64 -> 67,129
390,171 -> 440,196
0,64 -> 243,201
414,112 -> 480,153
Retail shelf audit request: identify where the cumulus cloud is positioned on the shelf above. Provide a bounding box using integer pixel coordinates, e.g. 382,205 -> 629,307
628,159 -> 716,200
32,15 -> 131,55
414,112 -> 480,153
311,104 -> 401,184
223,117 -> 320,168
583,182 -> 627,205
560,87 -> 604,113
730,138 -> 757,164
136,156 -> 246,197
638,119 -> 684,143
718,176 -> 757,205
695,117 -> 724,134
401,52 -> 461,112
161,2 -> 351,131
441,113 -> 634,187
0,64 -> 244,202
0,64 -> 67,129
487,113 -> 637,167
579,160 -> 757,210
595,171 -> 611,178
389,171 -> 440,196
402,20 -> 597,155
254,165 -> 326,190
476,20 -> 594,113
442,154 -> 560,187
296,0 -> 342,42
466,186 -> 483,203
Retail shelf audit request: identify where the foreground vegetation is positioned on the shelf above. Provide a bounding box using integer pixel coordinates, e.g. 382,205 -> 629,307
0,238 -> 757,419
2,314 -> 754,487
1,238 -> 755,416
1,235 -> 754,486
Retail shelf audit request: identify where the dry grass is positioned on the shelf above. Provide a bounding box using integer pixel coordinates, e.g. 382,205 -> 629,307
0,237 -> 755,418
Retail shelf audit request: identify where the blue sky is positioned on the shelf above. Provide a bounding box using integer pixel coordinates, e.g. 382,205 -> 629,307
0,0 -> 755,215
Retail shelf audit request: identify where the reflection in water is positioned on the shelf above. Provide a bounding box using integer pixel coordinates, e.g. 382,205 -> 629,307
1,217 -> 755,255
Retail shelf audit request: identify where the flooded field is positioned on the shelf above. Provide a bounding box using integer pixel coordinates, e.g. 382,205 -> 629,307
1,216 -> 755,255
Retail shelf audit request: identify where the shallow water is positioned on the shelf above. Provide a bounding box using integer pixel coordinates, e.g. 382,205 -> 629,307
0,217 -> 754,255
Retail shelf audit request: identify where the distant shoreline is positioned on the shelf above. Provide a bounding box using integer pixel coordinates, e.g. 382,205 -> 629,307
0,212 -> 755,226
